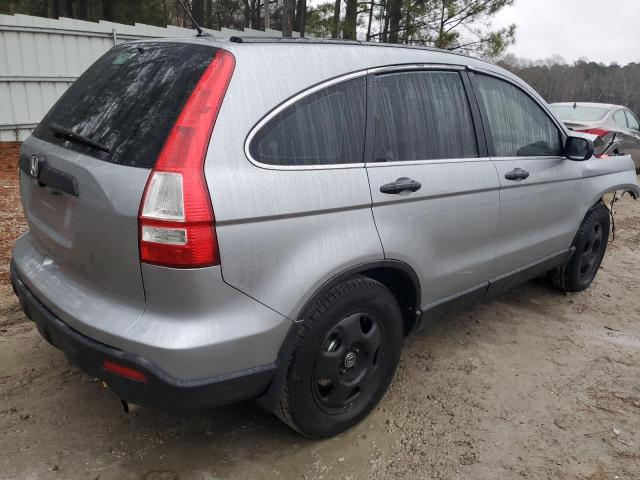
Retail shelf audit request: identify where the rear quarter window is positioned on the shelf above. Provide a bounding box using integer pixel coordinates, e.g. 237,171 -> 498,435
248,77 -> 367,166
33,42 -> 218,168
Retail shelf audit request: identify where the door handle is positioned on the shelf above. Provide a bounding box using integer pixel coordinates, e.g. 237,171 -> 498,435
380,177 -> 422,194
504,168 -> 530,181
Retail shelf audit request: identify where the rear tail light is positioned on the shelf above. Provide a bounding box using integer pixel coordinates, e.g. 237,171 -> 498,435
576,128 -> 610,138
138,49 -> 235,268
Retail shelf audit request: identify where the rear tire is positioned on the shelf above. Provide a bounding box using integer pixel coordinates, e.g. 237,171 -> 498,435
274,276 -> 403,438
551,202 -> 610,292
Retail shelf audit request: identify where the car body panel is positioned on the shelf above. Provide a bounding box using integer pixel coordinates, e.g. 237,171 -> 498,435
491,156 -> 585,276
17,137 -> 149,300
10,38 -> 640,397
366,160 -> 500,306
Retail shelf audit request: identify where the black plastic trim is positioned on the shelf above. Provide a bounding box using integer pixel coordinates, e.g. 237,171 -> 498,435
461,70 -> 489,158
485,249 -> 571,299
295,260 -> 421,322
418,282 -> 488,329
11,262 -> 275,410
18,155 -> 79,197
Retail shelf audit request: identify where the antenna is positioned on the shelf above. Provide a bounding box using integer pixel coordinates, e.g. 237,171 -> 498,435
175,0 -> 209,37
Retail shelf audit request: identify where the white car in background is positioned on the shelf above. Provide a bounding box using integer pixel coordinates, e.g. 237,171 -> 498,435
550,102 -> 640,172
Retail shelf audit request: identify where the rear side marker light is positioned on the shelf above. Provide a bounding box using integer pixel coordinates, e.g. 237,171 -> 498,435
102,360 -> 149,384
138,49 -> 235,268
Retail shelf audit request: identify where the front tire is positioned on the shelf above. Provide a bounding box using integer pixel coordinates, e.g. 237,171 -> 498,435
551,202 -> 610,292
274,276 -> 403,438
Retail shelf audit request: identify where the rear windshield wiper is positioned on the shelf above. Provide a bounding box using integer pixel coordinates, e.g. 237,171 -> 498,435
50,123 -> 111,153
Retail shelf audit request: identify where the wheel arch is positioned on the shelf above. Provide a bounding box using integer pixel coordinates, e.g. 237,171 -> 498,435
592,183 -> 639,206
296,260 -> 422,335
255,259 -> 421,411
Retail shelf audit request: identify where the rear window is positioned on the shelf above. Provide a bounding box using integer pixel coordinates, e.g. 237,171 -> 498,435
550,105 -> 609,122
33,42 -> 217,168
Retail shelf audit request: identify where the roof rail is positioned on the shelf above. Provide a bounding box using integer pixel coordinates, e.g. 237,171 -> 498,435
229,36 -> 359,45
225,36 -> 475,61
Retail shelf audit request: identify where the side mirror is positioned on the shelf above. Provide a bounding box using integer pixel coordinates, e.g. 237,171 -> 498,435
565,136 -> 594,161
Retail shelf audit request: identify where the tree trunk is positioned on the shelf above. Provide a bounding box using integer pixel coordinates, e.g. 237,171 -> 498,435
343,0 -> 357,40
192,0 -> 205,27
56,0 -> 72,18
366,0 -> 374,41
75,0 -> 89,20
252,0 -> 262,29
331,0 -> 341,39
203,0 -> 211,28
381,0 -> 390,42
282,0 -> 294,36
294,0 -> 307,36
263,0 -> 270,30
243,0 -> 251,28
387,0 -> 402,43
101,0 -> 113,21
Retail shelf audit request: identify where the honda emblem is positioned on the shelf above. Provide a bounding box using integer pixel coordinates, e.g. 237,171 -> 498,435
30,155 -> 41,178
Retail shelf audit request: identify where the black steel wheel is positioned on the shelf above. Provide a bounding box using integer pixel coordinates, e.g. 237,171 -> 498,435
312,312 -> 386,413
551,202 -> 610,292
274,276 -> 403,438
577,221 -> 605,283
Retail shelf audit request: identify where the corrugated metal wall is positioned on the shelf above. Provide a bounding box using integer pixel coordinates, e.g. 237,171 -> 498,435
0,13 -> 296,141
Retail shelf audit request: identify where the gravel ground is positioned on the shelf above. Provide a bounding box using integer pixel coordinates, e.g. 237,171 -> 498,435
1,143 -> 639,480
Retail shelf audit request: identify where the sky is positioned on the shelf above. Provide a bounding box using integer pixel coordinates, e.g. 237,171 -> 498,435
493,0 -> 640,65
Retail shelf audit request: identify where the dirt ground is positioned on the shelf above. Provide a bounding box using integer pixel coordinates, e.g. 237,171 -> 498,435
1,143 -> 639,480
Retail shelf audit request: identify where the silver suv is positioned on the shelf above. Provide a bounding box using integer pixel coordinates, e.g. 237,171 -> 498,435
11,38 -> 639,438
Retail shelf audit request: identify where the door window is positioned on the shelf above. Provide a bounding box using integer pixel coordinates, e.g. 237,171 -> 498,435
373,70 -> 478,162
473,74 -> 563,157
625,110 -> 640,130
249,77 -> 366,166
613,110 -> 628,128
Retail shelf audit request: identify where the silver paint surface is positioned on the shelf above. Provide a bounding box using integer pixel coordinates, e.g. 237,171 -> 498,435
11,39 -> 640,384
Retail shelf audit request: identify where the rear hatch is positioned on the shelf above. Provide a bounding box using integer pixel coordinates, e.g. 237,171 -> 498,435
19,41 -> 218,300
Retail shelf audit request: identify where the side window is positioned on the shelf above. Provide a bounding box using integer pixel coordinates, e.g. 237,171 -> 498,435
249,77 -> 366,166
373,70 -> 478,162
613,109 -> 628,128
473,74 -> 563,157
625,110 -> 640,130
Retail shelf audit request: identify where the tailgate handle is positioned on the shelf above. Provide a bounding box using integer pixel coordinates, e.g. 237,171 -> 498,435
19,156 -> 79,197
380,177 -> 422,194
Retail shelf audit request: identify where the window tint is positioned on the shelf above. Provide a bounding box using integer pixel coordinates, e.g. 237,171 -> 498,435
613,110 -> 628,128
249,77 -> 366,166
373,71 -> 478,162
625,110 -> 640,130
473,74 -> 562,157
33,43 -> 217,168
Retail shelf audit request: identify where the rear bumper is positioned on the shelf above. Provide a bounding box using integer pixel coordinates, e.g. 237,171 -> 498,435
11,263 -> 276,410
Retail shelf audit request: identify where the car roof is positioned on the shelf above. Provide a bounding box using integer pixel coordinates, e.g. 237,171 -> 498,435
134,35 -> 509,77
131,36 -> 555,128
